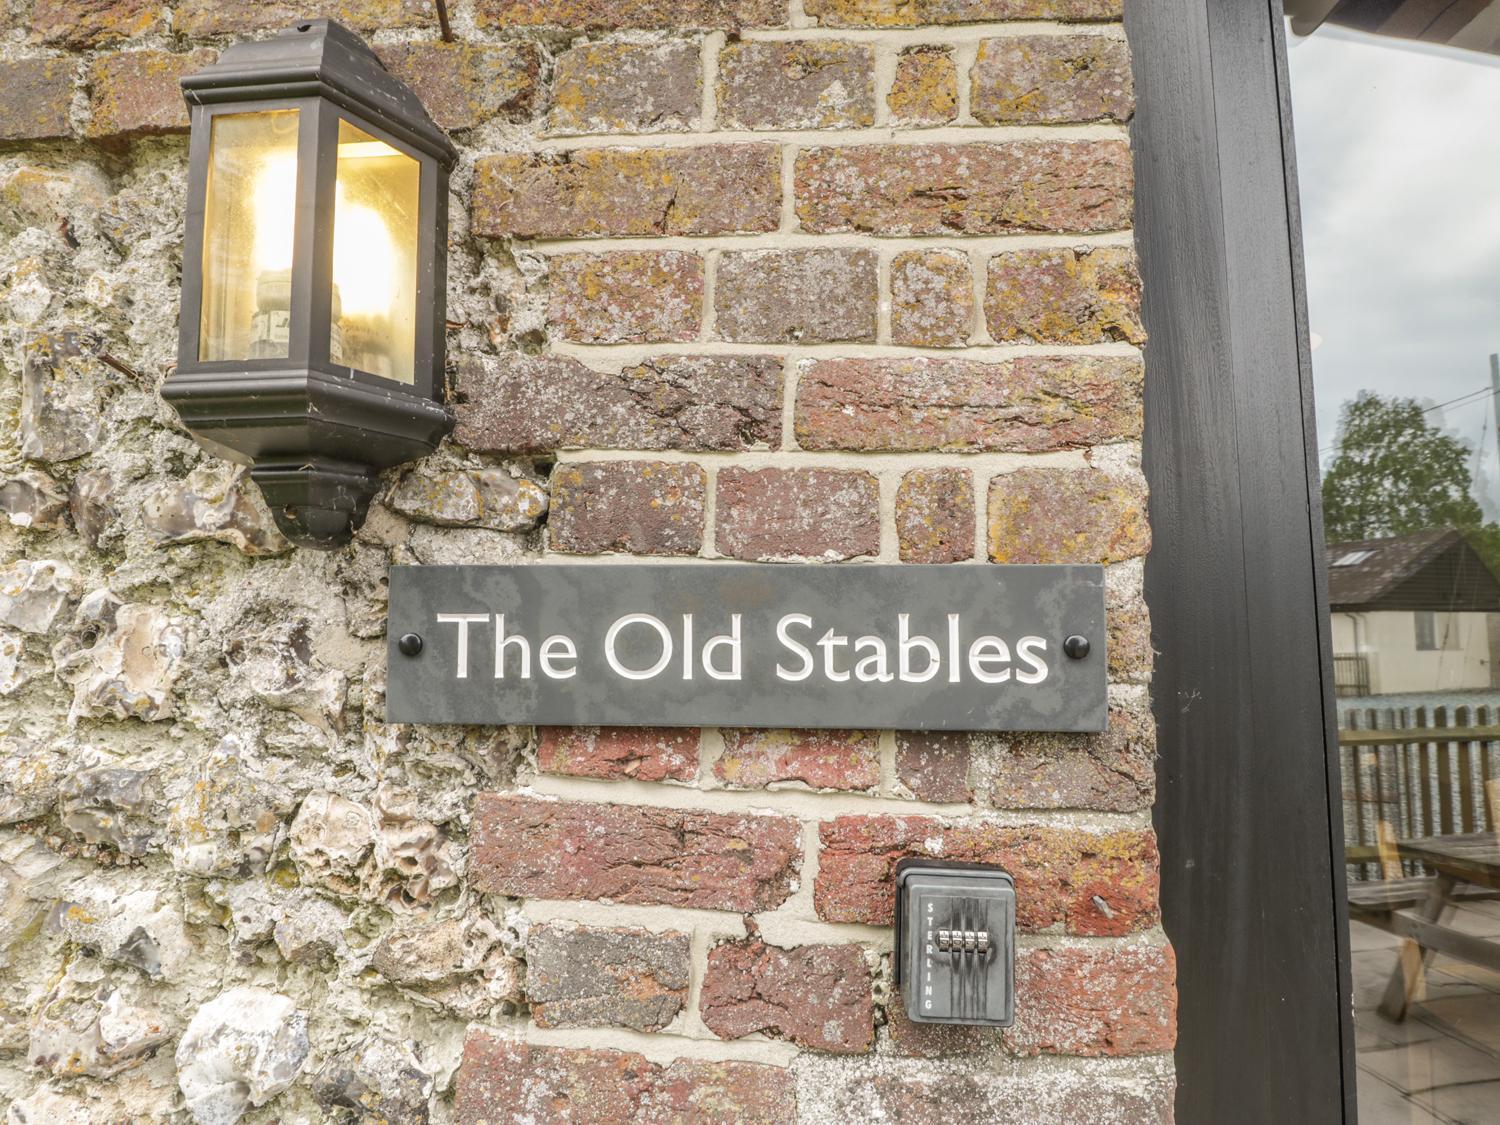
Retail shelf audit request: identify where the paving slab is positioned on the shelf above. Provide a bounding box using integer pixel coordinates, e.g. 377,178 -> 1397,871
1412,1079 -> 1500,1125
1360,1034 -> 1500,1094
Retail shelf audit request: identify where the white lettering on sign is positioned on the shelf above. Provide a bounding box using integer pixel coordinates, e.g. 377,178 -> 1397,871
703,614 -> 742,681
431,610 -> 1053,687
495,613 -> 530,679
435,613 -> 488,679
1016,636 -> 1049,684
605,613 -> 674,680
540,634 -> 577,679
775,614 -> 814,682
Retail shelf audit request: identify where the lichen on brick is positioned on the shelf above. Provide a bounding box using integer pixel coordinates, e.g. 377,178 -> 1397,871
718,41 -> 876,130
887,46 -> 958,126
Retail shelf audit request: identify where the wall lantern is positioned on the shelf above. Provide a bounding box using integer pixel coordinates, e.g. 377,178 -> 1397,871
163,20 -> 457,548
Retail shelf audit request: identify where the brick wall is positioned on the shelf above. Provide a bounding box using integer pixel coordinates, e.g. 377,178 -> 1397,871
0,0 -> 1171,1121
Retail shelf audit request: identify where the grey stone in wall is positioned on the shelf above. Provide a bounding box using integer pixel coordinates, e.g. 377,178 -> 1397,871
0,632 -> 25,696
167,735 -> 294,878
0,145 -> 510,1123
47,876 -> 191,981
272,892 -> 348,964
59,766 -> 159,856
143,463 -> 290,556
371,913 -> 524,1018
311,1036 -> 435,1124
0,560 -> 76,634
19,333 -> 103,463
0,471 -> 67,530
68,469 -> 116,549
223,619 -> 348,735
50,593 -> 187,723
388,464 -> 548,531
0,736 -> 64,824
175,987 -> 309,1125
288,789 -> 462,911
28,962 -> 170,1079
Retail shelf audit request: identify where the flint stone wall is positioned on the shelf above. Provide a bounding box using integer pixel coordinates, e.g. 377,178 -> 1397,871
0,1 -> 1171,1121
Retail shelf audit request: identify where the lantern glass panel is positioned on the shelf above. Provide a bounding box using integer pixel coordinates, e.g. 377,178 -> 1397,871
199,109 -> 302,363
329,119 -> 420,385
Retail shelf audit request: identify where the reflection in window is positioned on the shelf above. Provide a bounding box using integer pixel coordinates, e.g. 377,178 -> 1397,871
329,120 -> 420,384
199,110 -> 301,362
1291,7 -> 1500,1122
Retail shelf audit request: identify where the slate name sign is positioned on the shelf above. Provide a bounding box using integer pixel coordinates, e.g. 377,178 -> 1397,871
385,564 -> 1106,732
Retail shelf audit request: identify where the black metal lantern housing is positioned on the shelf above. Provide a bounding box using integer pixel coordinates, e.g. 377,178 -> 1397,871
165,20 -> 457,548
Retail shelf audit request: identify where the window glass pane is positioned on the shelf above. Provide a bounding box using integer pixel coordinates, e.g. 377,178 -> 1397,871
330,120 -> 419,384
1290,11 -> 1500,1120
199,109 -> 300,362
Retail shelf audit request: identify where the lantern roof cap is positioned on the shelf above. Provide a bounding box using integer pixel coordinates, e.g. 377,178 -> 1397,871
181,20 -> 457,167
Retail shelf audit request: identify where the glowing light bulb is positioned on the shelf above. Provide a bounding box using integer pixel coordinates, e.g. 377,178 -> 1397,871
332,188 -> 398,318
251,154 -> 298,275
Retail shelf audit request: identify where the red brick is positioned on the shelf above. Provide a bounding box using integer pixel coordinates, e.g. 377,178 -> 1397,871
883,998 -> 986,1057
525,922 -> 691,1031
86,50 -> 214,141
988,703 -> 1155,812
473,794 -> 801,911
715,729 -> 880,791
796,356 -> 1142,452
376,41 -> 542,132
646,1058 -> 798,1123
715,248 -> 878,343
814,814 -> 1159,934
474,0 -> 785,30
800,1065 -> 1172,1124
549,40 -> 701,135
972,34 -> 1134,125
796,141 -> 1133,235
475,145 -> 780,239
549,461 -> 705,556
0,59 -> 74,142
988,467 -> 1149,564
456,353 -> 782,454
717,41 -> 875,130
895,468 -> 974,563
700,939 -> 874,1053
29,0 -> 158,46
985,247 -> 1145,345
548,251 -> 704,343
456,1032 -> 796,1124
887,46 -> 958,126
456,1034 -> 654,1124
805,0 -> 1122,24
894,731 -> 972,802
716,467 -> 880,562
175,0 -> 430,36
537,726 -> 698,783
1107,585 -> 1152,683
890,249 -> 973,347
1007,944 -> 1177,1056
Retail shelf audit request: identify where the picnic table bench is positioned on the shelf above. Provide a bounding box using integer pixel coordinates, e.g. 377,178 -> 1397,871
1347,832 -> 1500,1021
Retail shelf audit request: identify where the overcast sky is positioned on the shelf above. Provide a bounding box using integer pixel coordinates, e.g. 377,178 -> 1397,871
1287,26 -> 1500,513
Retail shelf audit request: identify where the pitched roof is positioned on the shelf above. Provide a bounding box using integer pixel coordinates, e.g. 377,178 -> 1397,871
1287,0 -> 1500,56
1326,528 -> 1500,612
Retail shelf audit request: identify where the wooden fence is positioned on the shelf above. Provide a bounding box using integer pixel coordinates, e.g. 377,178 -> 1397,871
1340,705 -> 1500,882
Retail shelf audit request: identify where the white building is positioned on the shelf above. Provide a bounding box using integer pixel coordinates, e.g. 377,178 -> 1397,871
1328,529 -> 1500,696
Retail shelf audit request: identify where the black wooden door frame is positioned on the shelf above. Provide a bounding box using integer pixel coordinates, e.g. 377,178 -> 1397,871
1127,1 -> 1357,1121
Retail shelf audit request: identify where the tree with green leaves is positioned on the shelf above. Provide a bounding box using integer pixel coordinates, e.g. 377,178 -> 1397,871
1321,392 -> 1485,543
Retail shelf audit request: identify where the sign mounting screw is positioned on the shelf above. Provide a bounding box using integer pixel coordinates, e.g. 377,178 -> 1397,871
397,633 -> 424,657
1063,635 -> 1091,660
